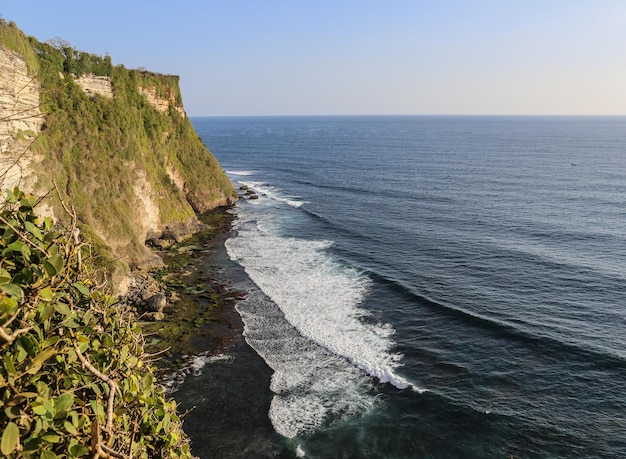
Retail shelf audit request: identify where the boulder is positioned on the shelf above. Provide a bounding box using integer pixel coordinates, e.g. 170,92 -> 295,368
145,293 -> 167,313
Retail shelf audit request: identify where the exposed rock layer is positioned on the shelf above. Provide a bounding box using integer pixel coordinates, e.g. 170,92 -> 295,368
74,73 -> 113,98
0,47 -> 44,191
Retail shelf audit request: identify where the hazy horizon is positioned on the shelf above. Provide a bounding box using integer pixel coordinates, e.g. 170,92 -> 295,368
2,1 -> 625,117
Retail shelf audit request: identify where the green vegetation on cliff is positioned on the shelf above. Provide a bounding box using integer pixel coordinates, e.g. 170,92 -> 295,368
0,19 -> 237,274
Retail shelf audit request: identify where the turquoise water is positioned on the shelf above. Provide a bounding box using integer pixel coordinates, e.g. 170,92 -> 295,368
179,116 -> 626,458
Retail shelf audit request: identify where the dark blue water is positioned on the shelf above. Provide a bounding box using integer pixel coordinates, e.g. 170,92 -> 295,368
189,116 -> 626,458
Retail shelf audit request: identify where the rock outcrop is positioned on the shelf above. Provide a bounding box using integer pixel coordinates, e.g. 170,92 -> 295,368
139,85 -> 186,117
75,73 -> 113,98
0,46 -> 44,191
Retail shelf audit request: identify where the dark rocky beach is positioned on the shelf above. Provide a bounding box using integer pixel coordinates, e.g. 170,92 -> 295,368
136,206 -> 291,457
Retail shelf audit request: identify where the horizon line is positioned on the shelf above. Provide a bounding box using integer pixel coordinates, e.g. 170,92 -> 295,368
188,113 -> 626,118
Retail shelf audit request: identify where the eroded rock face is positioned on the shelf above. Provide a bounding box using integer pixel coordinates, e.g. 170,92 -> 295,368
74,74 -> 113,98
133,168 -> 162,245
139,86 -> 185,118
0,46 -> 44,191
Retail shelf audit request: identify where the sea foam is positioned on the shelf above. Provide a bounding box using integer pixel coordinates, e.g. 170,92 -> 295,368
226,170 -> 255,176
239,181 -> 304,208
226,192 -> 412,436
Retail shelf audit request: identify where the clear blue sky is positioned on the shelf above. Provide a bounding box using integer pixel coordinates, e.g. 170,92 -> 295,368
2,1 -> 625,116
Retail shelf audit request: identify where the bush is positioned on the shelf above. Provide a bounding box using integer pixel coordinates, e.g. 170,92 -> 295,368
0,188 -> 191,458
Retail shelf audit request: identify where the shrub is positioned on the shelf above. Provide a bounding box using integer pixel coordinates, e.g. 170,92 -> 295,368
0,188 -> 191,458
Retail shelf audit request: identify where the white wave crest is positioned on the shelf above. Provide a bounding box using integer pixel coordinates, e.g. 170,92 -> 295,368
239,181 -> 304,208
226,210 -> 407,389
226,170 -> 255,176
160,353 -> 233,394
235,288 -> 377,438
226,182 -> 421,437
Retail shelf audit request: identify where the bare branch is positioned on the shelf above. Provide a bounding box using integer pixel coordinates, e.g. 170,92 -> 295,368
73,342 -> 119,435
0,215 -> 50,257
0,324 -> 32,345
99,443 -> 129,459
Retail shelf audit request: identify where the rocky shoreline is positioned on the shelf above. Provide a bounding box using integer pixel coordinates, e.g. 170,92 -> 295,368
120,201 -> 287,457
120,206 -> 246,384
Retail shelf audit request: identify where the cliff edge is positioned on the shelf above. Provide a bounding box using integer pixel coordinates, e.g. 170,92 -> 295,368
0,20 -> 238,285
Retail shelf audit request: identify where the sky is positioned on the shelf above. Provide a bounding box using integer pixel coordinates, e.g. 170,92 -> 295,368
1,1 -> 626,116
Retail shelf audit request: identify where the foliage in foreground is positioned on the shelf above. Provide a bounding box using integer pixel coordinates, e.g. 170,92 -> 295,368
0,188 -> 191,458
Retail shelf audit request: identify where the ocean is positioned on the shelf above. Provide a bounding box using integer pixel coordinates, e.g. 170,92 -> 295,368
180,115 -> 626,458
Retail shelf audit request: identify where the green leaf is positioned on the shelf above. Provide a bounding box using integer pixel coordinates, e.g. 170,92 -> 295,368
43,254 -> 64,277
3,354 -> 16,376
0,267 -> 11,282
7,240 -> 24,253
69,442 -> 89,457
42,336 -> 60,349
24,220 -> 43,240
40,432 -> 61,443
32,404 -> 47,415
72,282 -> 90,296
0,283 -> 23,299
64,420 -> 78,435
44,217 -> 53,230
5,188 -> 17,204
41,304 -> 55,321
22,437 -> 43,454
0,296 -> 18,313
53,302 -> 71,316
15,343 -> 28,363
55,393 -> 74,413
40,287 -> 54,300
1,421 -> 20,455
27,348 -> 56,374
20,194 -> 37,210
20,243 -> 32,260
90,399 -> 105,419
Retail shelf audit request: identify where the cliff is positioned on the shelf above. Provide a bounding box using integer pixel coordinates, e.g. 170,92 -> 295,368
0,20 -> 238,285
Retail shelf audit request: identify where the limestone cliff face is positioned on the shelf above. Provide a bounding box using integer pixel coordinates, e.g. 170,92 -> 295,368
0,46 -> 45,193
139,85 -> 186,118
74,73 -> 114,98
0,21 -> 238,283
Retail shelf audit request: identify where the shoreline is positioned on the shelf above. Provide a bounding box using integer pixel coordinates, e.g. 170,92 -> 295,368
139,205 -> 288,457
140,207 -> 245,372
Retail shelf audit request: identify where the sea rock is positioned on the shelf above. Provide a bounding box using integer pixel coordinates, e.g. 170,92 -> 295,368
118,272 -> 169,319
144,311 -> 165,322
145,219 -> 208,248
146,293 -> 167,313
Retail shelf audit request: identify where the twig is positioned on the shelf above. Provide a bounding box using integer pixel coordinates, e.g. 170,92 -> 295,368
0,215 -> 50,257
179,405 -> 197,418
0,324 -> 32,345
52,179 -> 73,217
143,345 -> 172,359
99,443 -> 129,459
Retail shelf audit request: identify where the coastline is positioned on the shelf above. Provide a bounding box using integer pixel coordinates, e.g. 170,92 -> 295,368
140,205 -> 288,457
140,207 -> 245,372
